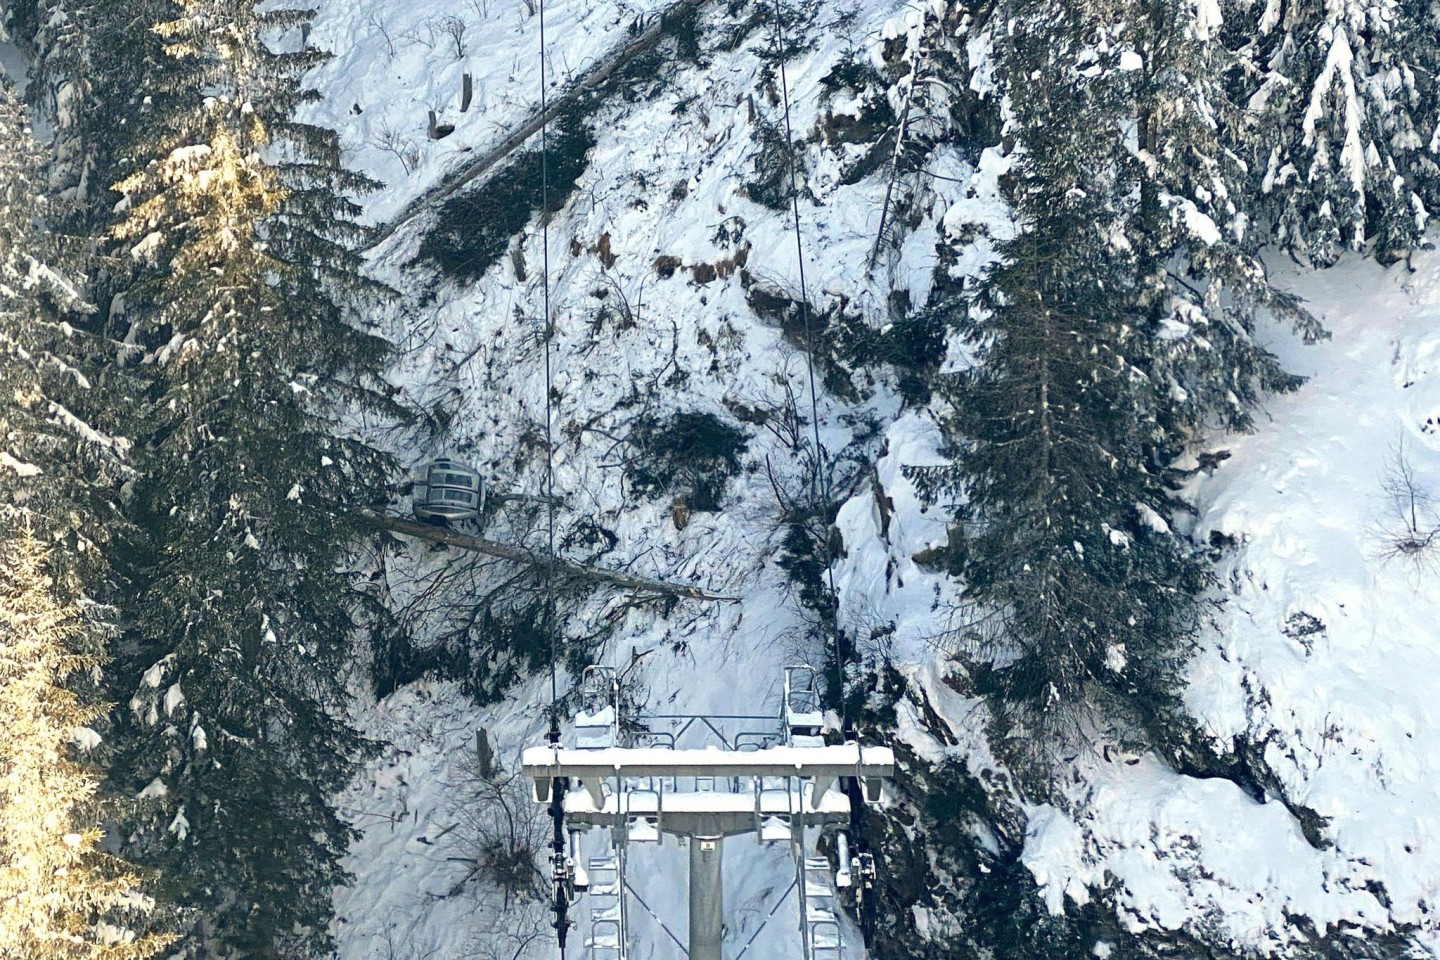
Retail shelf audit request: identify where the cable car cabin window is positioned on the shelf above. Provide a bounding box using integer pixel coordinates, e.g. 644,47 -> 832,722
437,472 -> 477,488
439,489 -> 476,505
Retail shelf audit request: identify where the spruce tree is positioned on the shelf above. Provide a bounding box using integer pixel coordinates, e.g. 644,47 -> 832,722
1115,0 -> 1312,446
5,0 -> 177,215
104,2 -> 399,955
914,0 -> 1304,750
1221,0 -> 1440,264
0,70 -> 125,575
920,203 -> 1208,750
0,530 -> 174,960
0,77 -> 172,960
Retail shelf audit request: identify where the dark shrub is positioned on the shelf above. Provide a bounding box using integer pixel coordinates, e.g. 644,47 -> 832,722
626,411 -> 749,512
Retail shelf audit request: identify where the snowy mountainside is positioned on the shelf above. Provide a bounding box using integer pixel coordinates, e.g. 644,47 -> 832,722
915,249 -> 1440,956
296,0 -> 1440,957
1181,253 -> 1440,952
308,1 -> 952,957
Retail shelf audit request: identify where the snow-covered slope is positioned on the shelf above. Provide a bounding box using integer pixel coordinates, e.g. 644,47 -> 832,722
922,250 -> 1440,956
1180,252 -> 1440,953
295,1 -> 1440,957
305,2 -> 944,957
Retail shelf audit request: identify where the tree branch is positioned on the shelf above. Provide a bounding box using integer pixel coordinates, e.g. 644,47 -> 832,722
356,510 -> 737,602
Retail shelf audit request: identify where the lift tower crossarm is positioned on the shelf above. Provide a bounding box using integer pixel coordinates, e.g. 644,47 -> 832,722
522,743 -> 894,802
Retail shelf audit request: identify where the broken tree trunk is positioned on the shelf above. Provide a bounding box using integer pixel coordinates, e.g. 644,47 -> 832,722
358,510 -> 735,602
363,0 -> 709,251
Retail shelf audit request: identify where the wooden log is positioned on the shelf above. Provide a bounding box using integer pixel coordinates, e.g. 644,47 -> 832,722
476,728 -> 496,779
869,463 -> 893,544
357,510 -> 736,602
364,0 -> 709,251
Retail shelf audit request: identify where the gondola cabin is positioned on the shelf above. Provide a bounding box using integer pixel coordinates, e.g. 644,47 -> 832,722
414,458 -> 486,525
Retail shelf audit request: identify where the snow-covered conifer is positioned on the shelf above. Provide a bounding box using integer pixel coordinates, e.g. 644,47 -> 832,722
917,184 -> 1208,751
0,529 -> 174,960
0,76 -> 171,960
0,73 -> 127,569
914,0 -> 1302,747
1115,0 -> 1314,447
103,3 -> 399,956
1222,0 -> 1440,264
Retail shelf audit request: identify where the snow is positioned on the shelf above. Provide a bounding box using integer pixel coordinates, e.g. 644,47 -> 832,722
46,400 -> 129,454
287,0 -> 1440,953
301,0 -> 680,225
1025,760 -> 1385,945
1257,0 -> 1283,35
163,682 -> 185,717
71,727 -> 102,751
167,807 -> 190,842
1013,245 -> 1440,953
523,743 -> 895,772
128,231 -> 164,263
1179,246 -> 1440,945
1303,28 -> 1368,198
0,450 -> 42,477
137,778 -> 168,800
1191,0 -> 1222,42
1167,195 -> 1222,246
140,654 -> 173,689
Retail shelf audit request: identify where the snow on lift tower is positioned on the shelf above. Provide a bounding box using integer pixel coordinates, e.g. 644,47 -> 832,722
413,458 -> 487,526
784,664 -> 825,746
524,665 -> 894,960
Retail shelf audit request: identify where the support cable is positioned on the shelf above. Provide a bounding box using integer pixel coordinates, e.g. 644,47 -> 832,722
768,0 -> 848,712
541,0 -> 557,723
732,877 -> 800,960
623,880 -> 690,955
538,1 -> 569,954
770,5 -> 881,947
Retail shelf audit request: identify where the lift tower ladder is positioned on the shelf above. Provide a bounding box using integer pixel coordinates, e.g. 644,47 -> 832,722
524,741 -> 892,960
570,665 -> 629,959
800,854 -> 842,960
585,851 -> 627,960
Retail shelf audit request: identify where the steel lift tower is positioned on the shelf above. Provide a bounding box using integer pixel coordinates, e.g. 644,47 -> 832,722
522,667 -> 893,960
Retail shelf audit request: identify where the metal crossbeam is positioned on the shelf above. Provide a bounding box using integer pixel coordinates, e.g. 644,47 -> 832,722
527,666 -> 892,960
523,744 -> 894,792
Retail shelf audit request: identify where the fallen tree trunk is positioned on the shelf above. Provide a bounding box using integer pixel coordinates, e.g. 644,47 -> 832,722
364,0 -> 709,252
358,510 -> 736,603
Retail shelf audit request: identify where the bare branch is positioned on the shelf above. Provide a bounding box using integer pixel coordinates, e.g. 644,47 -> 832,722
357,510 -> 738,601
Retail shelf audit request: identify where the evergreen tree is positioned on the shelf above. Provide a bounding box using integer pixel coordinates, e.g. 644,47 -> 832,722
1116,0 -> 1314,448
1221,0 -> 1440,264
919,204 -> 1208,750
104,2 -> 400,955
0,77 -> 171,960
0,68 -> 125,580
915,0 -> 1305,750
0,529 -> 174,960
5,0 -> 177,214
